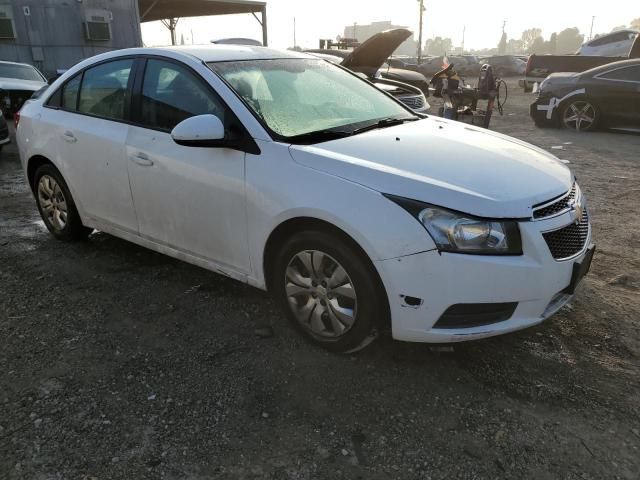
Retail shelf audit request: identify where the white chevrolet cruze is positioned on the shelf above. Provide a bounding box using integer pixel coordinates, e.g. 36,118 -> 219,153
17,46 -> 594,352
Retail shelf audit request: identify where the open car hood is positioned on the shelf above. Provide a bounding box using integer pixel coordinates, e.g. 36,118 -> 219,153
341,29 -> 412,76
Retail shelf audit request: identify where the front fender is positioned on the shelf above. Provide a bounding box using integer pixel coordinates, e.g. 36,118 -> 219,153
245,140 -> 436,288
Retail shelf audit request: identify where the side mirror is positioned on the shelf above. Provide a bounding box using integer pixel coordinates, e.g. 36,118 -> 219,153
171,114 -> 225,147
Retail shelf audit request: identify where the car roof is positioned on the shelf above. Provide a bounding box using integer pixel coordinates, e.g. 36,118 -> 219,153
153,45 -> 309,62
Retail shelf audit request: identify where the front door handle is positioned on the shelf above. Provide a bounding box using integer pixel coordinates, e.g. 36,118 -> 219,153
131,152 -> 154,167
62,131 -> 77,143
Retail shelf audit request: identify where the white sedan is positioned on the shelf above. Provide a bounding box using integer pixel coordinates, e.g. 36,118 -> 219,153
16,46 -> 594,352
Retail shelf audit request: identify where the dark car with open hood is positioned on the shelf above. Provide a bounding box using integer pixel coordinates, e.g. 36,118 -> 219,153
305,29 -> 431,113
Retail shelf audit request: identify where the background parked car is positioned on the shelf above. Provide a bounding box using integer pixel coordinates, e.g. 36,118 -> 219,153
0,111 -> 9,151
478,55 -> 526,77
577,30 -> 639,57
520,35 -> 640,92
530,58 -> 640,132
306,29 -> 430,97
0,61 -> 47,118
308,51 -> 430,113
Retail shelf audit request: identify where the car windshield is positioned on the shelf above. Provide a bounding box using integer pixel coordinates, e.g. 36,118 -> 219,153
209,58 -> 415,142
0,63 -> 44,82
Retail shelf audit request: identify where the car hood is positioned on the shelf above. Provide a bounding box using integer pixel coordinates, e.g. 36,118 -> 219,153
289,118 -> 572,219
342,29 -> 412,76
379,67 -> 427,83
0,77 -> 46,91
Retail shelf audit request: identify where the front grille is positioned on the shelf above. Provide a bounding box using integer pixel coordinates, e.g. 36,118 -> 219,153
398,94 -> 426,111
542,208 -> 589,260
533,183 -> 577,219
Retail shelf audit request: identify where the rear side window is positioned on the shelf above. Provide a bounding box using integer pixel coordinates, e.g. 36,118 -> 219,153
140,59 -> 225,131
62,75 -> 81,110
601,66 -> 640,81
77,59 -> 134,121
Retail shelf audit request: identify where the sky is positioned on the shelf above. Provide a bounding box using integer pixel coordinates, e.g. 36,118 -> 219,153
141,0 -> 637,51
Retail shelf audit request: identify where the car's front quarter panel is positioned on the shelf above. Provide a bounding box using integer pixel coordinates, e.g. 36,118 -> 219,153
244,139 -> 437,289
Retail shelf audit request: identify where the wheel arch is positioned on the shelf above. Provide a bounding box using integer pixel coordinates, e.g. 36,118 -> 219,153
262,215 -> 391,330
27,154 -> 56,192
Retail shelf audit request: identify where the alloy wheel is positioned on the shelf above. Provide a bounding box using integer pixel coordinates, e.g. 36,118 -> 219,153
37,175 -> 68,231
285,250 -> 357,338
563,101 -> 596,132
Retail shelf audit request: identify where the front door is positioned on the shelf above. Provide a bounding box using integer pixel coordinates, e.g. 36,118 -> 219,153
125,58 -> 250,273
593,65 -> 640,127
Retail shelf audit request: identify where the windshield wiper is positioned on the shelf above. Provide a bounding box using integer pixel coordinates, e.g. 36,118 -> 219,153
350,116 -> 419,136
287,128 -> 353,145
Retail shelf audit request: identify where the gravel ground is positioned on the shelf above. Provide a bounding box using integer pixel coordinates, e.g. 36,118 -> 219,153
1,78 -> 639,480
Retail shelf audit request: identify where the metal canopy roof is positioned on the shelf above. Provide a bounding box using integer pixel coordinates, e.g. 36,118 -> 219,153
138,0 -> 268,46
139,0 -> 266,22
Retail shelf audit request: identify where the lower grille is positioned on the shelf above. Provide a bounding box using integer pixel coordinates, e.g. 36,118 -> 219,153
542,209 -> 589,260
434,302 -> 518,329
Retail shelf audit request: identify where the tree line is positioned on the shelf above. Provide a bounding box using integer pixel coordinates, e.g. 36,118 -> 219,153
422,18 -> 639,56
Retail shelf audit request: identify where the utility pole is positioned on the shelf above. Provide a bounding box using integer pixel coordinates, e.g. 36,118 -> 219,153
293,17 -> 297,48
353,22 -> 357,41
461,25 -> 466,53
589,16 -> 595,40
417,0 -> 425,63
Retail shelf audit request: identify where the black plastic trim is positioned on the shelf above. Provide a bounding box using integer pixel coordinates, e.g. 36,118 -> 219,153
434,302 -> 518,329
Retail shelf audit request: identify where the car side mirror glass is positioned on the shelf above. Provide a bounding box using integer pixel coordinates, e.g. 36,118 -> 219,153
171,114 -> 225,147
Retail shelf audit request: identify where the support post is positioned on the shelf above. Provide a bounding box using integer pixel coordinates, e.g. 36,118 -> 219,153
261,6 -> 268,47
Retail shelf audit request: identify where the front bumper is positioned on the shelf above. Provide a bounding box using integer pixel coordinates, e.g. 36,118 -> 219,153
530,92 -> 557,125
375,209 -> 593,343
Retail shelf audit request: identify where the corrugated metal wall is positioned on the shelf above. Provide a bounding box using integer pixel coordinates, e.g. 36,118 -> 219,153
0,0 -> 142,78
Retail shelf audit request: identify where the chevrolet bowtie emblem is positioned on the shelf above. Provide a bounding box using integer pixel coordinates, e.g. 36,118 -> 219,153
569,198 -> 584,224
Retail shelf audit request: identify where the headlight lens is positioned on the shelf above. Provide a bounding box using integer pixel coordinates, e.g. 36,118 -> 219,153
386,195 -> 522,255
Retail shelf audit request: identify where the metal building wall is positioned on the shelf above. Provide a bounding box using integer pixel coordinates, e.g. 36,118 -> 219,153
0,0 -> 142,78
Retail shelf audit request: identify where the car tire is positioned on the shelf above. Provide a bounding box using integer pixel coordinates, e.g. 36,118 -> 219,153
560,97 -> 599,132
272,229 -> 387,353
34,164 -> 93,241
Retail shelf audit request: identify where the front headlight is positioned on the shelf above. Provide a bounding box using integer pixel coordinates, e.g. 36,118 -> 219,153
385,195 -> 522,255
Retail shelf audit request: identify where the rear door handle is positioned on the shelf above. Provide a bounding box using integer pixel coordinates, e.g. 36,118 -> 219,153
131,152 -> 154,167
62,131 -> 77,143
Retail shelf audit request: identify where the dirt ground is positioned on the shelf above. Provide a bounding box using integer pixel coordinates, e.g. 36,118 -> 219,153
1,78 -> 639,480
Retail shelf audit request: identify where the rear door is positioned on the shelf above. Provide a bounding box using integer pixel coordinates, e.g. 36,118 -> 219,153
46,58 -> 139,233
593,65 -> 640,127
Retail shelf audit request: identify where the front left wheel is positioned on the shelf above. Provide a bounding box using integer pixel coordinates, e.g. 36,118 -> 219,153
272,230 -> 388,352
561,98 -> 599,132
34,164 -> 93,241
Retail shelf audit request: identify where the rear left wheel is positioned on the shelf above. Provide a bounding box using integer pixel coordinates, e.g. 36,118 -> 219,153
34,164 -> 92,241
272,230 -> 387,352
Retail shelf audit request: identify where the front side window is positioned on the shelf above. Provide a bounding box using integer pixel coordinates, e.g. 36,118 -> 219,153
77,59 -> 134,121
140,59 -> 225,131
600,65 -> 640,82
210,59 -> 412,140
